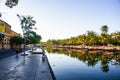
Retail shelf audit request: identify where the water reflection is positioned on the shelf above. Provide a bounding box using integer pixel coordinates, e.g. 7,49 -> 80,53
46,48 -> 120,73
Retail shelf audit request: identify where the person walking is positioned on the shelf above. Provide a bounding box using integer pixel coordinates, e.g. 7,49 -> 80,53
16,46 -> 19,56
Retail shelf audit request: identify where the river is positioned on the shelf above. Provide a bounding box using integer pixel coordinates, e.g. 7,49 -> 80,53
45,48 -> 120,80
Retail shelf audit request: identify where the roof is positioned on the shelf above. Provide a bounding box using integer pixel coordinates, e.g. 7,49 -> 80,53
0,19 -> 11,28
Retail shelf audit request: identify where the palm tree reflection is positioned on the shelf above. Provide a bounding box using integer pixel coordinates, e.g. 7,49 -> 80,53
46,48 -> 120,73
100,56 -> 109,73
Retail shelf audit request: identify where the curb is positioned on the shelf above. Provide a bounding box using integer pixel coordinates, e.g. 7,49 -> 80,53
45,55 -> 56,80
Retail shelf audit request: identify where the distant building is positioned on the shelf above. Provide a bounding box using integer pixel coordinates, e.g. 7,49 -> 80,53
0,19 -> 20,50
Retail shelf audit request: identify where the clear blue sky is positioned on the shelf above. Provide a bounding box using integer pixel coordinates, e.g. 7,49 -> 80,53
0,0 -> 120,41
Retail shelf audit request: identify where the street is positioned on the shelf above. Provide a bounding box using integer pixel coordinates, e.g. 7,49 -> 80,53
0,50 -> 53,80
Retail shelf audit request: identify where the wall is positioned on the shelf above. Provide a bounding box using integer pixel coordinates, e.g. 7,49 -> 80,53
0,20 -> 20,50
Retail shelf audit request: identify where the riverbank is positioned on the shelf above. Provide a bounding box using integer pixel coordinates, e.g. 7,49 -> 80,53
46,45 -> 120,55
48,45 -> 120,50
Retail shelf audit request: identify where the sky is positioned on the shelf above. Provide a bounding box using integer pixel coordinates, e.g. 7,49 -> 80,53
0,0 -> 120,41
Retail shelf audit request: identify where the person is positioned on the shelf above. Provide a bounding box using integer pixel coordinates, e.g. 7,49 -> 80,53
42,48 -> 46,62
42,48 -> 45,56
16,46 -> 19,56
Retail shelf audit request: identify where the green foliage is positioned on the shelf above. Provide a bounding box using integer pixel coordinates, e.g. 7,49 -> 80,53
86,31 -> 98,46
109,31 -> 120,46
5,0 -> 19,8
10,36 -> 24,44
100,25 -> 108,34
17,14 -> 36,34
17,14 -> 42,45
27,31 -> 42,44
45,25 -> 120,46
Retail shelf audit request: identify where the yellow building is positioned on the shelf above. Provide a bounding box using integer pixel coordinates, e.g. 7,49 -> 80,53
10,30 -> 21,49
11,30 -> 20,37
0,20 -> 20,50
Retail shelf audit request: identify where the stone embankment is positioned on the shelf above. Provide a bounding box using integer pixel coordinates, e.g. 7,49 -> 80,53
48,45 -> 120,54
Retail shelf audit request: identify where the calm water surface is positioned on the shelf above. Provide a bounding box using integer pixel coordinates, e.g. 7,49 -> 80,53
46,49 -> 120,80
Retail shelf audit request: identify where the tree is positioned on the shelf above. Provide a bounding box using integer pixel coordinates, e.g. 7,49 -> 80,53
100,58 -> 109,73
86,31 -> 98,46
79,34 -> 87,45
17,14 -> 36,36
100,25 -> 108,34
17,14 -> 36,54
27,31 -> 42,44
109,32 -> 120,45
69,37 -> 76,45
0,0 -> 19,18
5,0 -> 19,8
10,36 -> 24,48
100,25 -> 109,45
17,14 -> 37,43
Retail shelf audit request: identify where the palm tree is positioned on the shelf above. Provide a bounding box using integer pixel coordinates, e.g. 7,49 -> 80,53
99,34 -> 107,46
100,25 -> 108,34
80,34 -> 87,45
86,31 -> 98,46
100,25 -> 109,45
70,37 -> 76,45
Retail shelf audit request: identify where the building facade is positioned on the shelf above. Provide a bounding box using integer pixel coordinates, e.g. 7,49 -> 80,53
0,20 -> 20,50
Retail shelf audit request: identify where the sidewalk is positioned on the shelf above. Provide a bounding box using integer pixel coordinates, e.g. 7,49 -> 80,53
0,49 -> 16,60
0,50 -> 53,80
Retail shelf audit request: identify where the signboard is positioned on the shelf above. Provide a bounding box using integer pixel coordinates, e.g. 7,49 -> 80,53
0,22 -> 5,33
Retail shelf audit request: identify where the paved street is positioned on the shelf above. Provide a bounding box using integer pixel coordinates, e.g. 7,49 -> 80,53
0,50 -> 53,80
